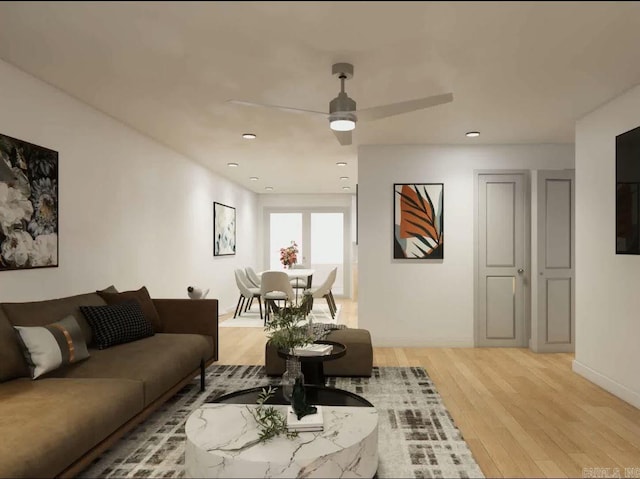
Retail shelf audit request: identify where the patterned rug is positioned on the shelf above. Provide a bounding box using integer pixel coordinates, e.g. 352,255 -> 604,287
83,365 -> 484,479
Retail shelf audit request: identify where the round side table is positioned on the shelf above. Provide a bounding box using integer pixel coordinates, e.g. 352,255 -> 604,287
277,340 -> 346,386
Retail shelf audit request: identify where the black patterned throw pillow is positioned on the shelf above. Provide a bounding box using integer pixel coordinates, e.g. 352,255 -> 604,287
80,300 -> 154,349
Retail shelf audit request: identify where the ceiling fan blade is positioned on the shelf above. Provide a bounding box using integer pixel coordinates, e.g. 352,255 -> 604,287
227,99 -> 327,116
356,93 -> 454,121
333,130 -> 352,146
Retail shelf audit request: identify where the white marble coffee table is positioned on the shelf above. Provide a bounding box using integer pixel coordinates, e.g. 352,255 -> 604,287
185,403 -> 378,478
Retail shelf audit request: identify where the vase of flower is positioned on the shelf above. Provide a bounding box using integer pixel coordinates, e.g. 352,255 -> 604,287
282,356 -> 304,402
280,241 -> 299,269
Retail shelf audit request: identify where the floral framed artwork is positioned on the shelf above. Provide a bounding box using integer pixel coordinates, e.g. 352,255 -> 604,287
393,183 -> 443,259
0,133 -> 58,271
213,202 -> 236,256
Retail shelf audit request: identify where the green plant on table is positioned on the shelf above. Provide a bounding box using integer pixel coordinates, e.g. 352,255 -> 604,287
265,296 -> 314,352
246,386 -> 298,442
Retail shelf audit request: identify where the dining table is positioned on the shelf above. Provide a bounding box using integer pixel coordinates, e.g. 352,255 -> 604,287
284,268 -> 315,289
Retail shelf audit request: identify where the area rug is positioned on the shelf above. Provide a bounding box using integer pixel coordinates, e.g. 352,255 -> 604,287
83,365 -> 484,479
220,302 -> 342,328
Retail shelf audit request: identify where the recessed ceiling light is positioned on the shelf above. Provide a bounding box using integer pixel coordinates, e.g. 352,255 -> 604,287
342,186 -> 351,191
265,186 -> 274,191
242,133 -> 257,139
336,162 -> 347,167
465,131 -> 480,138
227,162 -> 239,167
340,176 -> 349,181
249,176 -> 259,181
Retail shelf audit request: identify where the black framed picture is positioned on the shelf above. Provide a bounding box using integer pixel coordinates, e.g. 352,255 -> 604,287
213,202 -> 236,256
0,133 -> 59,271
393,183 -> 443,259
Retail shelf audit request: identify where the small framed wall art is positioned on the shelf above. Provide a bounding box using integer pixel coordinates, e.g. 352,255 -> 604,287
213,202 -> 236,256
393,183 -> 443,259
0,133 -> 59,271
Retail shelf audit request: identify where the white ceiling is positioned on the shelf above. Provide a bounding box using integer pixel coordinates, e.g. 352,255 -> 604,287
0,2 -> 639,194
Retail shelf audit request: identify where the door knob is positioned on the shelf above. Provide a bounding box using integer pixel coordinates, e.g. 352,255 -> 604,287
517,268 -> 524,274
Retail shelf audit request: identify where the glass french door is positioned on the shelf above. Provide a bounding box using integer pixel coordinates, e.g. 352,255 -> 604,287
266,209 -> 349,297
269,213 -> 303,271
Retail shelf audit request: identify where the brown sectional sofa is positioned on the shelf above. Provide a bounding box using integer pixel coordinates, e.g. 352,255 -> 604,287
265,328 -> 373,377
0,291 -> 218,478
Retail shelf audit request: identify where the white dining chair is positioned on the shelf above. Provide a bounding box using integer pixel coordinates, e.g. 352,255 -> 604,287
289,263 -> 309,290
234,269 -> 263,319
245,266 -> 262,288
260,271 -> 295,324
303,267 -> 338,319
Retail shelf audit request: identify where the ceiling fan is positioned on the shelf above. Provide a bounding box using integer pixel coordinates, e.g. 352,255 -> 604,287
227,63 -> 453,146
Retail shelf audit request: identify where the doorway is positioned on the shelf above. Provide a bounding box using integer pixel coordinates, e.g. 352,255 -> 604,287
264,208 -> 350,297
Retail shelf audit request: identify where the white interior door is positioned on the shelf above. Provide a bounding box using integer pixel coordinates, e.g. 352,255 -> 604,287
476,173 -> 529,347
534,170 -> 575,352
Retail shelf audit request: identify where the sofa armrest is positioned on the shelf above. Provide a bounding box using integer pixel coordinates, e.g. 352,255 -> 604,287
153,299 -> 218,360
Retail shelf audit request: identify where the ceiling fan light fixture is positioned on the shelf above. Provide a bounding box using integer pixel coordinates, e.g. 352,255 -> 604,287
330,119 -> 355,131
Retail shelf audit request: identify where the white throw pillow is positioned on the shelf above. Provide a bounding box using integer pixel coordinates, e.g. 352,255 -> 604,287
14,315 -> 90,379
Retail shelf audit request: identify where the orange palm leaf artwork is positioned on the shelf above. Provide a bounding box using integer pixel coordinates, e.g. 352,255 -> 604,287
394,183 -> 443,259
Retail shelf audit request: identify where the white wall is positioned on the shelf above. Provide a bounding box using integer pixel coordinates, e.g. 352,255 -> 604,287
574,85 -> 640,408
358,144 -> 574,347
0,59 -> 258,314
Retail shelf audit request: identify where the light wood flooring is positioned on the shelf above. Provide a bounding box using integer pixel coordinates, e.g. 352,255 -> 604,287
219,298 -> 640,478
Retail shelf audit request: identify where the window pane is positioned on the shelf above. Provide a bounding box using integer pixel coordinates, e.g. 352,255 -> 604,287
269,213 -> 302,270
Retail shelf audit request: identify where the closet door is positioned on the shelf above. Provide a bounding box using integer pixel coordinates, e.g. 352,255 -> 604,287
535,170 -> 575,352
476,173 -> 529,347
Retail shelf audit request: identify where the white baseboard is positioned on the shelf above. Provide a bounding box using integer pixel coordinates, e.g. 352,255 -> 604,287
572,360 -> 640,409
371,339 -> 474,348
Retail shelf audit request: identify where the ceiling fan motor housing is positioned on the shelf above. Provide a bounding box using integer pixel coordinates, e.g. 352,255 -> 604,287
329,92 -> 356,114
329,92 -> 357,126
329,62 -> 357,126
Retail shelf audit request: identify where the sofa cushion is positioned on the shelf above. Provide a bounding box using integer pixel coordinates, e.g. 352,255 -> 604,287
48,333 -> 213,405
97,286 -> 162,332
0,308 -> 29,381
0,377 -> 143,478
96,285 -> 118,294
1,292 -> 107,346
80,301 -> 154,349
14,315 -> 90,378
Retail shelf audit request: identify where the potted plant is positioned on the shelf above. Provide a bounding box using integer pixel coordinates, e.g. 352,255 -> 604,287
265,296 -> 313,400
